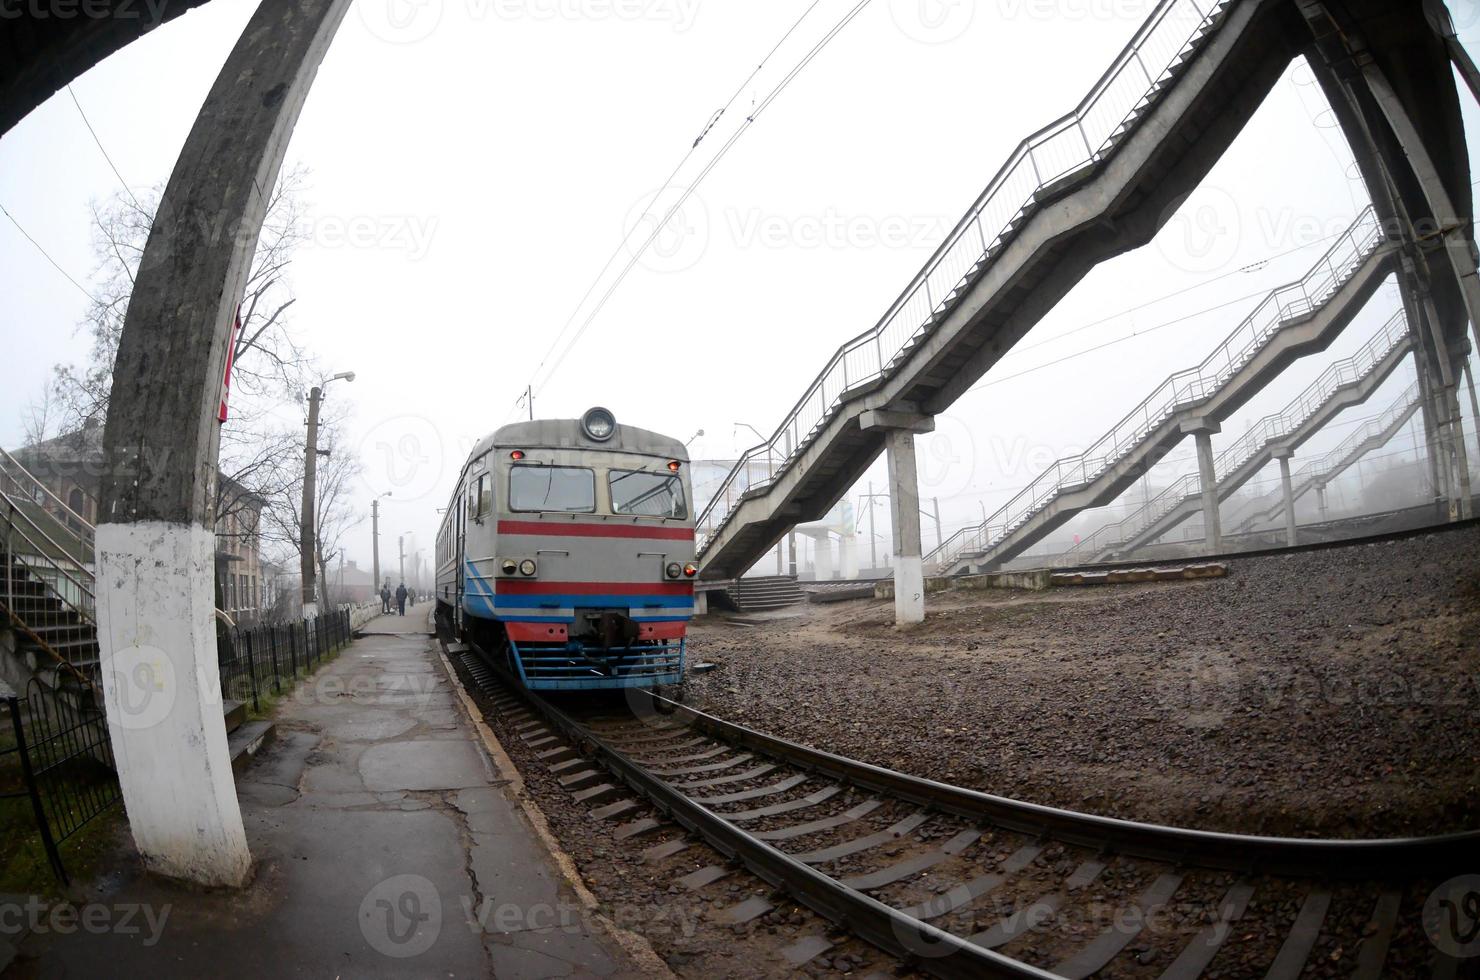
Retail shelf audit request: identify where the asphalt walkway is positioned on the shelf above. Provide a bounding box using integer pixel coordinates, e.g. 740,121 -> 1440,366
13,602 -> 642,978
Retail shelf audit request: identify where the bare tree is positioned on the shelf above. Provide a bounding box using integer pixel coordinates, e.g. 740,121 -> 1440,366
53,165 -> 313,431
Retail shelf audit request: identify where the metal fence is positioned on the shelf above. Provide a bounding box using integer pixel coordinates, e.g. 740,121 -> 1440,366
217,608 -> 353,712
2,678 -> 120,885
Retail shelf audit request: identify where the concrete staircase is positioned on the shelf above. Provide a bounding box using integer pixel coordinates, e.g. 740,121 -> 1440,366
724,576 -> 805,612
1230,383 -> 1423,533
696,0 -> 1367,579
1,445 -> 272,768
1063,310 -> 1413,562
927,205 -> 1393,575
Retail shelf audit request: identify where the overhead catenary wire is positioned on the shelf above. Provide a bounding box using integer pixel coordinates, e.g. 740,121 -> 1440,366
67,84 -> 143,212
0,203 -> 97,303
510,1 -> 828,420
517,0 -> 875,418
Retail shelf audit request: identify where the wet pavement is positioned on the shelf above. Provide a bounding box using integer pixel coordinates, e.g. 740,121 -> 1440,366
12,603 -> 643,978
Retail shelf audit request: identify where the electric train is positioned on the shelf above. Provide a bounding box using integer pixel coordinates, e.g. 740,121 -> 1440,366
435,407 -> 695,690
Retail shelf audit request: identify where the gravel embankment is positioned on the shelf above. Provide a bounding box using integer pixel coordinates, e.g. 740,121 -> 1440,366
684,525 -> 1480,838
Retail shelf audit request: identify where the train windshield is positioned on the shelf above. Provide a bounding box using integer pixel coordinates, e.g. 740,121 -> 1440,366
609,469 -> 687,519
509,465 -> 596,512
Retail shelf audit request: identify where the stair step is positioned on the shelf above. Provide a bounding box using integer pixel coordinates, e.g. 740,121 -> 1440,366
224,699 -> 247,735
228,720 -> 276,774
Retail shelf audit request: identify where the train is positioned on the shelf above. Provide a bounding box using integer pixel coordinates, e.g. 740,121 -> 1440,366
435,407 -> 696,690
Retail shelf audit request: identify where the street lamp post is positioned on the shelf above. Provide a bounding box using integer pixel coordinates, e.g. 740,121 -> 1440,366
300,370 -> 355,617
371,490 -> 392,596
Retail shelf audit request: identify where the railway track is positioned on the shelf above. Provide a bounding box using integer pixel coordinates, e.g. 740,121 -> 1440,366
449,641 -> 1479,979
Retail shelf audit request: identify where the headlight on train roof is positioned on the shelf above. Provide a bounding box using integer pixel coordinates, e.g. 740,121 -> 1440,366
519,559 -> 537,577
665,562 -> 682,580
581,406 -> 616,441
500,559 -> 517,575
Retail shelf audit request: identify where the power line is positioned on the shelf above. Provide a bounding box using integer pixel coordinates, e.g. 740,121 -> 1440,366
67,84 -> 142,212
520,0 -> 874,416
0,203 -> 97,303
1004,227 -> 1354,361
512,1 -> 827,418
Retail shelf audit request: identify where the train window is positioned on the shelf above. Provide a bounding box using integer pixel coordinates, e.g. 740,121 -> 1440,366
509,465 -> 595,513
476,474 -> 491,517
609,469 -> 687,519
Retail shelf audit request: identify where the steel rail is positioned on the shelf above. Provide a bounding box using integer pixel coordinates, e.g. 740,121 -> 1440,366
461,642 -> 1480,977
471,651 -> 1057,979
617,690 -> 1480,879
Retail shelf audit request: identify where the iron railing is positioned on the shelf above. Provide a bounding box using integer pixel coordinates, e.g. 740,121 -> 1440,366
1061,310 -> 1410,560
1230,380 -> 1422,531
2,678 -> 120,884
696,0 -> 1237,557
925,205 -> 1387,570
218,608 -> 353,712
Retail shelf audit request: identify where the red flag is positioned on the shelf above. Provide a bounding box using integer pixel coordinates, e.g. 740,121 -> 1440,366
218,310 -> 240,422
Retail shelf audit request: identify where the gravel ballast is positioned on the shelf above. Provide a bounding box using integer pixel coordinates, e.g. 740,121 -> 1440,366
684,525 -> 1480,838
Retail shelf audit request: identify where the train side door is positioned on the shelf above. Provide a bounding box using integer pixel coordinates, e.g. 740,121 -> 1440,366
455,476 -> 466,622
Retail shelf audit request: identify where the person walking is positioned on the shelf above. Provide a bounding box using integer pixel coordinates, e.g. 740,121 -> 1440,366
395,582 -> 408,616
380,583 -> 392,614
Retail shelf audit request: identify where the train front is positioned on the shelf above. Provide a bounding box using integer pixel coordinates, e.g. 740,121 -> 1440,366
485,408 -> 696,691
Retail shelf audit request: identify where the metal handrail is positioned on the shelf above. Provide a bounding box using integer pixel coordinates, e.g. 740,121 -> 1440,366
926,204 -> 1387,570
1063,311 -> 1410,557
0,447 -> 94,571
1231,380 -> 1421,529
696,0 -> 1236,557
2,497 -> 97,623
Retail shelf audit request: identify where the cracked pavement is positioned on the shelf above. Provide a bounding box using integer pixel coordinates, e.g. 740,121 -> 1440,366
15,604 -> 640,978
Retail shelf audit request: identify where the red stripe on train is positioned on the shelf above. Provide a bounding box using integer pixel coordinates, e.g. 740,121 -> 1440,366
496,520 -> 693,540
496,581 -> 693,595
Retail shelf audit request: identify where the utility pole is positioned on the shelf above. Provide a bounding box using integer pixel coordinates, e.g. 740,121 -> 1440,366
398,534 -> 405,582
868,481 -> 877,570
299,371 -> 354,618
371,492 -> 391,593
527,385 -> 534,421
928,497 -> 943,552
299,385 -> 322,618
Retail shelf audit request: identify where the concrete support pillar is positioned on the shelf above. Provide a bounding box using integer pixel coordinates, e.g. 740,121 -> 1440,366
816,535 -> 834,581
694,590 -> 709,616
1274,449 -> 1298,547
1442,384 -> 1474,519
1183,418 -> 1221,554
1464,360 -> 1480,461
1315,483 -> 1329,522
860,408 -> 934,626
94,0 -> 353,886
885,429 -> 925,626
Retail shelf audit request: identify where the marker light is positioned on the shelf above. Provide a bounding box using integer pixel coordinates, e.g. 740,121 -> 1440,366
501,559 -> 517,575
667,460 -> 682,472
683,563 -> 697,577
519,559 -> 537,577
581,407 -> 616,441
665,562 -> 682,580
510,450 -> 525,460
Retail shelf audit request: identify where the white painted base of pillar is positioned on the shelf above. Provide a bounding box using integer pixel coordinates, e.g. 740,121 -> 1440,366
302,601 -> 319,619
893,554 -> 925,626
694,591 -> 708,616
96,521 -> 251,887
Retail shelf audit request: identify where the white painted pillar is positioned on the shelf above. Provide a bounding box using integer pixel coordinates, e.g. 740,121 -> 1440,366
885,429 -> 925,626
1275,450 -> 1298,547
1315,483 -> 1328,522
96,523 -> 250,886
840,532 -> 857,580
